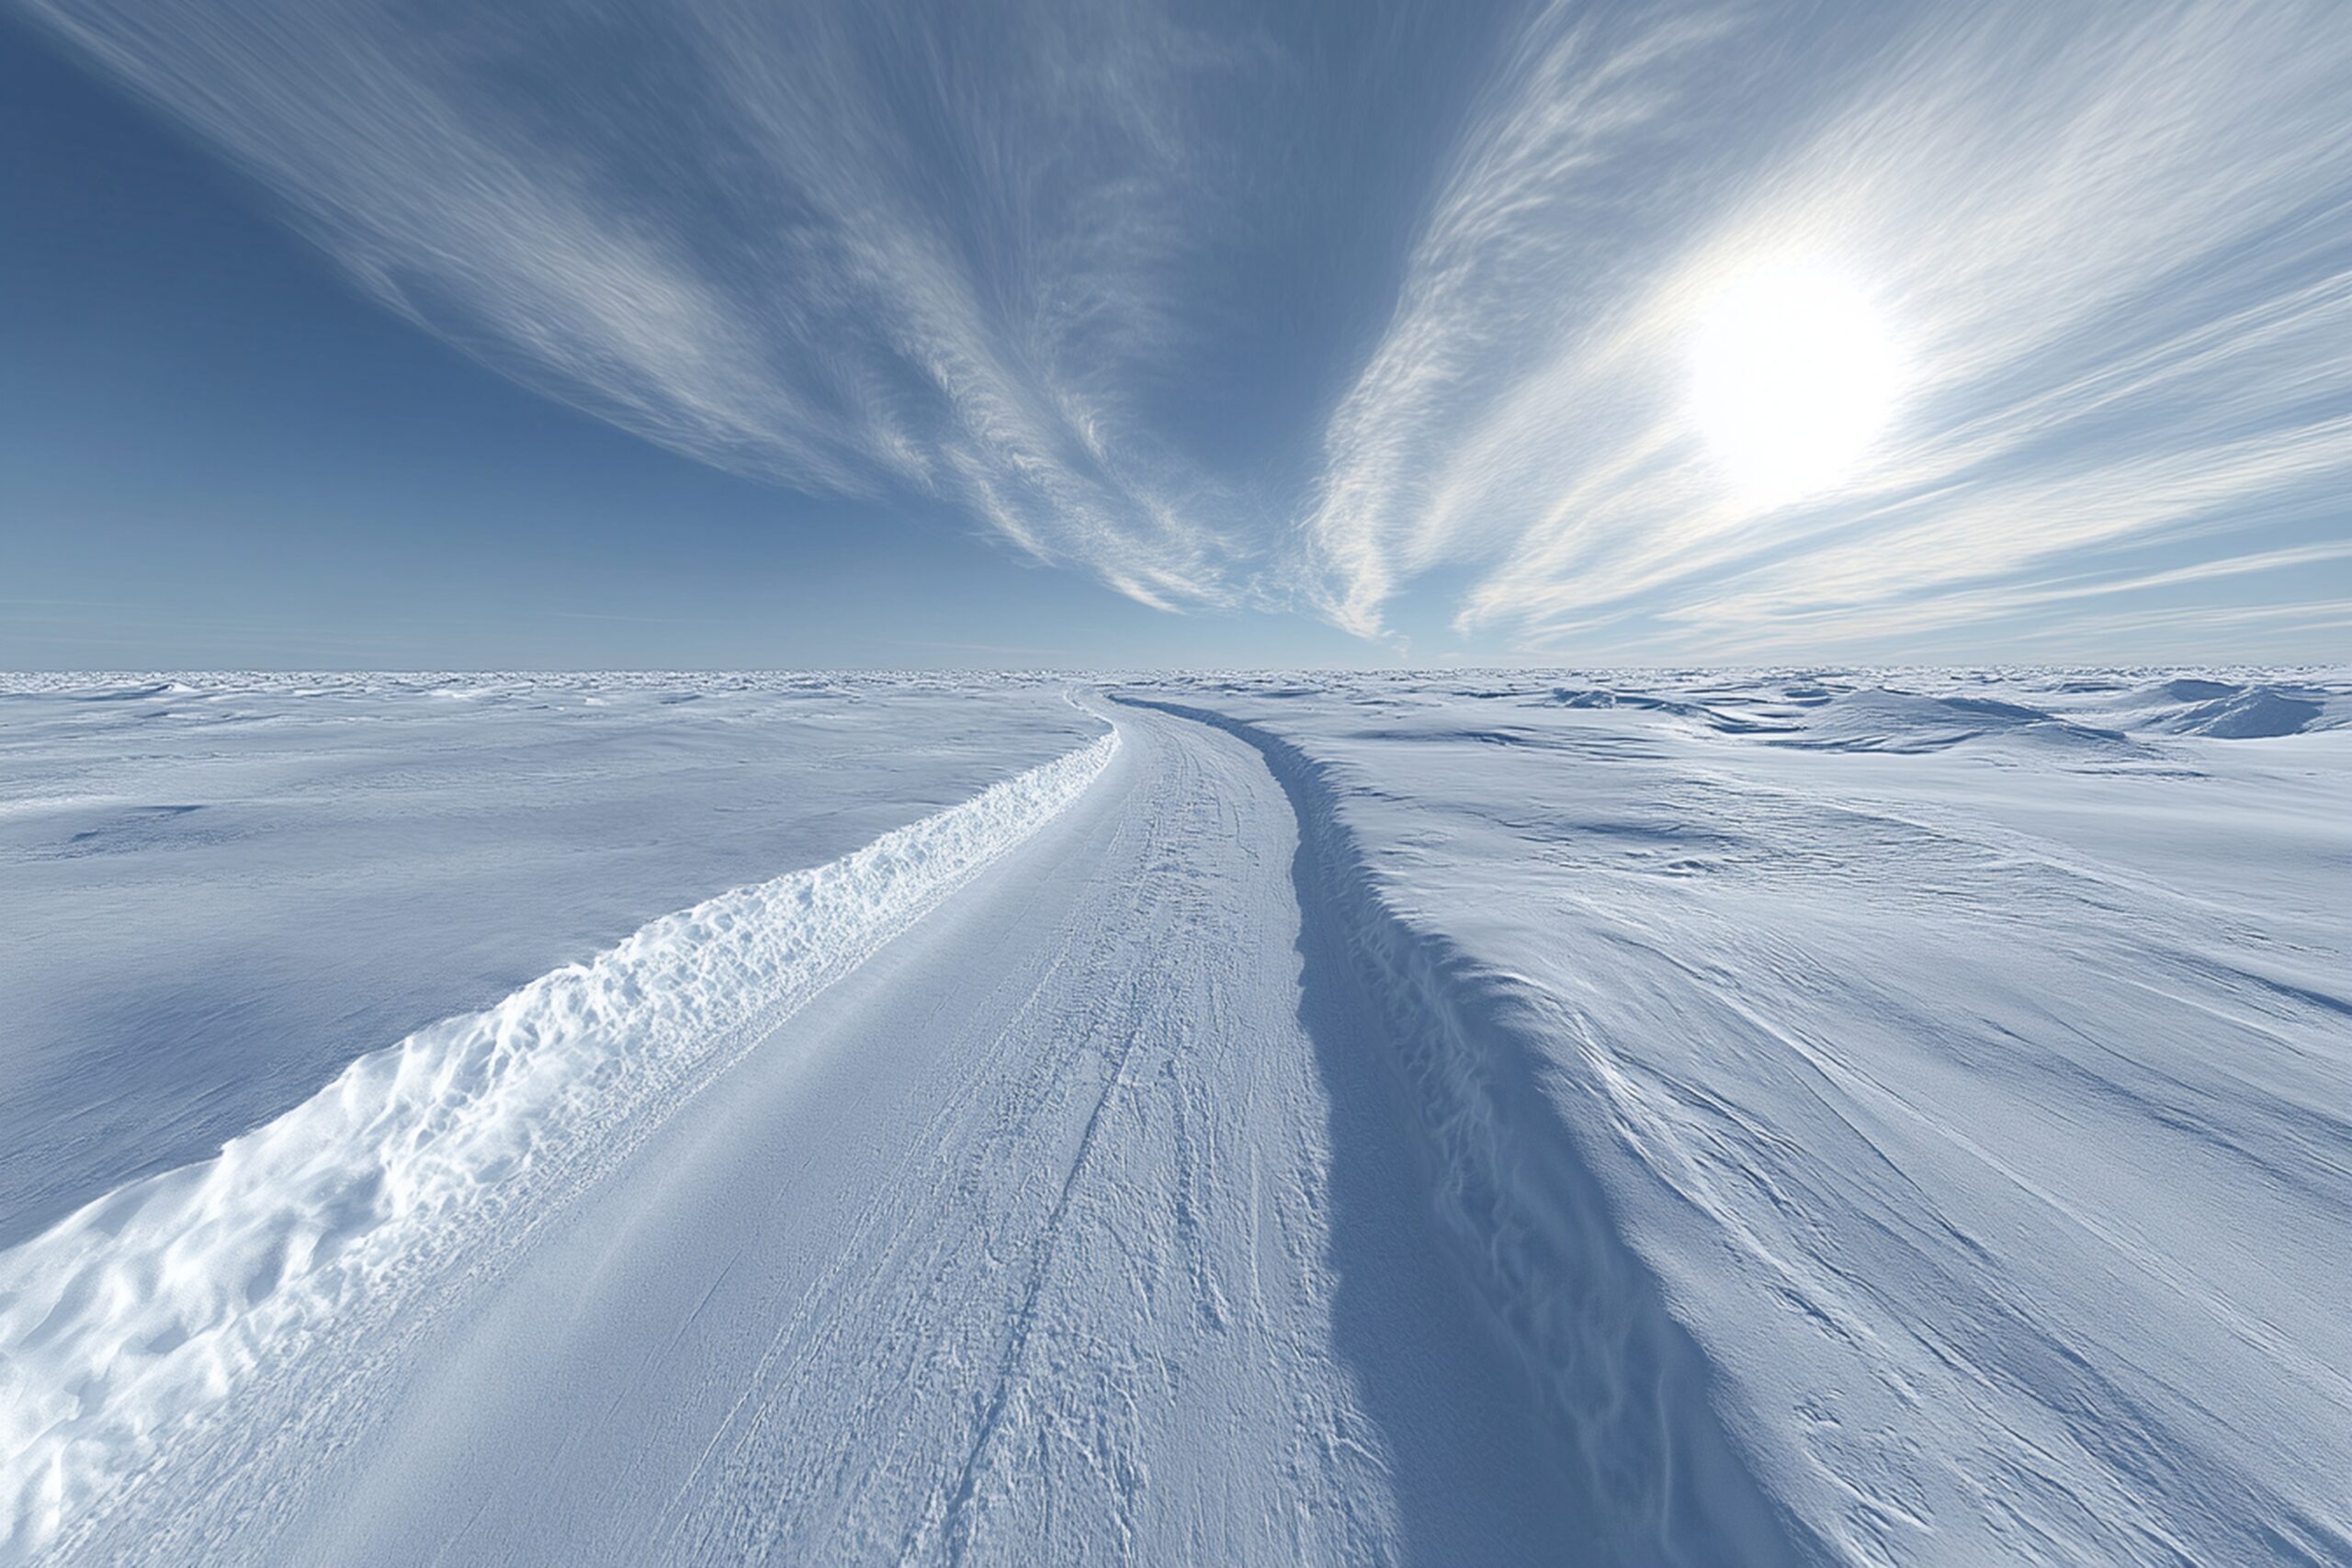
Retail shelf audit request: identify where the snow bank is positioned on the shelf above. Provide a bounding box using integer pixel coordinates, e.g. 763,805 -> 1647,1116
0,729 -> 1116,1562
1765,687 -> 2133,754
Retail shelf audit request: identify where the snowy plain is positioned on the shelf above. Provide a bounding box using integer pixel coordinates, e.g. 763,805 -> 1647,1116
1,668 -> 2346,1565
0,672 -> 1099,1246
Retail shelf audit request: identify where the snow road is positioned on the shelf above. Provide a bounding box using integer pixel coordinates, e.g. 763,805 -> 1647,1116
6,672 -> 2346,1566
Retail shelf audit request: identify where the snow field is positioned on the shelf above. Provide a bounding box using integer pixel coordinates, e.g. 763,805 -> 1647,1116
1136,668 -> 2351,1565
0,671 -> 1101,1245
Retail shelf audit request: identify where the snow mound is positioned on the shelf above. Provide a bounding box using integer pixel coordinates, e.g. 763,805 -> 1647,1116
1772,687 -> 2132,754
2178,685 -> 2327,738
1546,685 -> 1793,735
2143,676 -> 2242,704
2149,682 -> 2330,739
2084,676 -> 2349,739
0,731 -> 1115,1562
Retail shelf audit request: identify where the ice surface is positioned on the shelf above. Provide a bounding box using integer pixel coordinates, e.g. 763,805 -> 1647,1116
0,672 -> 1098,1244
3,667 -> 2346,1565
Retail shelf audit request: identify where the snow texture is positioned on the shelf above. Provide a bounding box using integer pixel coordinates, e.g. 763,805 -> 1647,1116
0,725 -> 1115,1559
1,667 -> 2346,1565
1129,667 -> 2352,1566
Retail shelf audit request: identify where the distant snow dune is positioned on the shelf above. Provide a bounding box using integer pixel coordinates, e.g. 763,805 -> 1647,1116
1,668 -> 2346,1566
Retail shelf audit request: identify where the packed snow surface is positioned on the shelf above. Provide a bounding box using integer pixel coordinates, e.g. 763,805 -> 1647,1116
2,668 -> 2346,1565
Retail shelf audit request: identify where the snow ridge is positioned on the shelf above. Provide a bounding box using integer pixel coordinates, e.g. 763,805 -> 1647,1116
0,730 -> 1116,1562
1120,697 -> 1814,1567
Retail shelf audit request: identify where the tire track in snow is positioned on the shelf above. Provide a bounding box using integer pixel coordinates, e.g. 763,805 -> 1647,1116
655,706 -> 1366,1565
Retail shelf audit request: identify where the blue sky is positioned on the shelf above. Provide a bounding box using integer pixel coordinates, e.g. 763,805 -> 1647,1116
4,0 -> 2346,669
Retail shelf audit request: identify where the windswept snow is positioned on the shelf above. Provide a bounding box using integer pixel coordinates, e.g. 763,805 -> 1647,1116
0,671 -> 1100,1245
1131,667 -> 2352,1566
2,667 -> 2346,1566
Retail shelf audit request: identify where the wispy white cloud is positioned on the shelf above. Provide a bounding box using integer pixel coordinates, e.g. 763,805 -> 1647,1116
26,0 -> 2351,656
1295,0 -> 1736,638
1304,0 -> 2352,654
1665,536 -> 2352,659
26,0 -> 1258,609
1995,596 -> 2352,661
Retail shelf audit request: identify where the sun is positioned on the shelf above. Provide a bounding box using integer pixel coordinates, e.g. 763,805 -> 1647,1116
1690,257 -> 1901,505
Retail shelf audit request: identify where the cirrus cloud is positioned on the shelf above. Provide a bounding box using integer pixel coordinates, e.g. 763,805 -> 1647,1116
25,0 -> 2352,657
1301,0 -> 2352,657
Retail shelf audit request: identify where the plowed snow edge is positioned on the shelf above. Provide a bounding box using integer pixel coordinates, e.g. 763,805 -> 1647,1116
0,729 -> 1119,1562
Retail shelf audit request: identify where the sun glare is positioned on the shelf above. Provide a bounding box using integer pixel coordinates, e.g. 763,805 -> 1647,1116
1690,258 -> 1901,505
